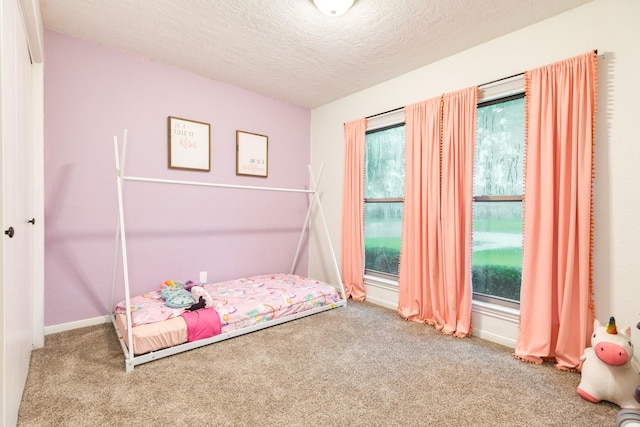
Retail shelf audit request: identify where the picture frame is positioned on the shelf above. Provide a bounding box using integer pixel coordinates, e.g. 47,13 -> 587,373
168,116 -> 211,171
236,130 -> 268,177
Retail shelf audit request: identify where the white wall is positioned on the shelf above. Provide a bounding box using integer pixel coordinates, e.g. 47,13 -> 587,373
310,0 -> 640,348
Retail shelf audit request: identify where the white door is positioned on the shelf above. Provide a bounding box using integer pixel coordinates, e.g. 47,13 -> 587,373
1,0 -> 35,425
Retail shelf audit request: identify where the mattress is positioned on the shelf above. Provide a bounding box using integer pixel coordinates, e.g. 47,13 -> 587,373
115,273 -> 341,355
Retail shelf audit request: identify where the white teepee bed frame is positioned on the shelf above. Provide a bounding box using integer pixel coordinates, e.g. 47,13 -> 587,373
110,130 -> 346,372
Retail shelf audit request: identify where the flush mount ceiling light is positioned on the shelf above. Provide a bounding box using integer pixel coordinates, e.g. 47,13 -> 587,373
313,0 -> 355,16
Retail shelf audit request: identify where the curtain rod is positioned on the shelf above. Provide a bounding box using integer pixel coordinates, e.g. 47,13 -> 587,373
366,106 -> 404,120
365,49 -> 598,120
478,71 -> 524,88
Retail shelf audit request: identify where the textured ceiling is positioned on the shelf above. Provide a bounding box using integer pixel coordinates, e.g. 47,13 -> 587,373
40,0 -> 592,109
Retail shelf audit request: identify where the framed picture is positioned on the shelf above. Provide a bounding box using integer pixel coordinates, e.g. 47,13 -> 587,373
168,116 -> 211,171
236,130 -> 268,177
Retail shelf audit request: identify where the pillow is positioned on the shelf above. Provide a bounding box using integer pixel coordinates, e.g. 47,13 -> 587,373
160,285 -> 186,300
159,281 -> 195,308
165,292 -> 196,309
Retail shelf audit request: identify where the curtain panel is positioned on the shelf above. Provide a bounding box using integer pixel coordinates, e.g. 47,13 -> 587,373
514,51 -> 597,371
341,118 -> 367,301
398,87 -> 477,337
398,97 -> 442,325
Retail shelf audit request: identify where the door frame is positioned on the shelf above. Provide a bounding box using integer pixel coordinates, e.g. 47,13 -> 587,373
0,0 -> 44,423
18,0 -> 44,348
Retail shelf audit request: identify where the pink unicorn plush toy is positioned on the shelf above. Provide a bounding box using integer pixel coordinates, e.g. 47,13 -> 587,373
578,316 -> 640,409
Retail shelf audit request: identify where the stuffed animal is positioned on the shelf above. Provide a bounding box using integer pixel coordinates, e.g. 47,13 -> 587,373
186,296 -> 206,311
577,316 -> 640,409
183,280 -> 201,291
190,286 -> 214,308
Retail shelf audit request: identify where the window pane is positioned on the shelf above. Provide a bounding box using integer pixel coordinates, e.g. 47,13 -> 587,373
474,97 -> 525,196
472,202 -> 522,302
364,202 -> 402,275
365,126 -> 405,199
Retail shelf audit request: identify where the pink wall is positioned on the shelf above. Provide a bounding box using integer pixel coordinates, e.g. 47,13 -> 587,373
44,30 -> 312,326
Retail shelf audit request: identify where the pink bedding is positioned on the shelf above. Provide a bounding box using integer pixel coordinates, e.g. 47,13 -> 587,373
181,308 -> 221,342
115,273 -> 341,354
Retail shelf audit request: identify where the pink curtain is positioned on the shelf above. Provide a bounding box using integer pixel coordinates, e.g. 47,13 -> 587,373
341,118 -> 367,301
398,87 -> 477,337
398,97 -> 442,325
514,51 -> 597,371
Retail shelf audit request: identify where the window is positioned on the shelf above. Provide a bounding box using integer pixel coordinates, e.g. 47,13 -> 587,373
472,93 -> 525,306
362,76 -> 524,303
363,123 -> 405,277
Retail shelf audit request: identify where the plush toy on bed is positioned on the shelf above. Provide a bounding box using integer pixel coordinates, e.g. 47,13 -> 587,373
160,280 -> 215,310
160,280 -> 196,309
577,316 -> 640,409
183,280 -> 200,291
190,286 -> 214,308
186,296 -> 206,311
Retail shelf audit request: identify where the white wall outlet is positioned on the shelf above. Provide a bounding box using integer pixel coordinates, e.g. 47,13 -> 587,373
199,271 -> 207,283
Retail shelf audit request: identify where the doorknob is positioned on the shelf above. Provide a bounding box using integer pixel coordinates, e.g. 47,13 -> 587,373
28,218 -> 35,225
4,227 -> 14,238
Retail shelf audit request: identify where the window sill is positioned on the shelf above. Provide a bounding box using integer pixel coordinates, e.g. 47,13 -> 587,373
362,275 -> 519,346
363,274 -> 399,292
471,299 -> 520,323
364,274 -> 519,322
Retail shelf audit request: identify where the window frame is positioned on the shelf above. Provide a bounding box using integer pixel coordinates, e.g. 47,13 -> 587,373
361,74 -> 526,296
472,89 -> 525,309
363,121 -> 405,279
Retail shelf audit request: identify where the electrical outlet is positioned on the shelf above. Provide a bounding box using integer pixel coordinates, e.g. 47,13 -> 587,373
199,271 -> 207,283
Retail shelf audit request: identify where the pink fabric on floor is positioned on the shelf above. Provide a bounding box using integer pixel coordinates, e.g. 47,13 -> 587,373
181,308 -> 222,342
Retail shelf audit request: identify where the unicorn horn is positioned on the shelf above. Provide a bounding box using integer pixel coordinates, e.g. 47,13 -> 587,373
606,316 -> 618,334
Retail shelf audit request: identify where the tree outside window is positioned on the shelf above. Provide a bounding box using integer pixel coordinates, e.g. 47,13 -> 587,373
363,125 -> 405,277
472,95 -> 525,304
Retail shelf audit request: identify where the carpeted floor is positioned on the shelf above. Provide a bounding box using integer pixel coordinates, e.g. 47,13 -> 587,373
18,301 -> 619,426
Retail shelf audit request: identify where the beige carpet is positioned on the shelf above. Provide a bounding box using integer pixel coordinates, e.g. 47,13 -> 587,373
18,301 -> 619,426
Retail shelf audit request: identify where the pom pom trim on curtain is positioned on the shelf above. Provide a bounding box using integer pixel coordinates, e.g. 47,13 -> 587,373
340,51 -> 597,361
513,50 -> 597,371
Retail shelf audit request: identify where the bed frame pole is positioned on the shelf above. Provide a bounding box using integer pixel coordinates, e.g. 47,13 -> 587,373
289,167 -> 316,275
308,165 -> 344,295
113,130 -> 135,370
110,136 -> 121,313
122,176 -> 313,193
290,164 -> 344,298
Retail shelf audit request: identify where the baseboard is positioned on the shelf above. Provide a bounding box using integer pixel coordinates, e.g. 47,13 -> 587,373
364,278 -> 519,348
363,294 -> 397,311
471,300 -> 519,348
363,277 -> 399,311
471,328 -> 517,348
45,315 -> 110,335
42,294 -> 519,349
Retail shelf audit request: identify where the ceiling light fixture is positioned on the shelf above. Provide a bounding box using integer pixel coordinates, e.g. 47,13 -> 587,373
313,0 -> 354,17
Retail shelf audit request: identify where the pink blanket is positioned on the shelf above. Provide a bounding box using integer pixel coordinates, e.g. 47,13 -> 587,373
180,308 -> 221,342
116,273 -> 341,330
